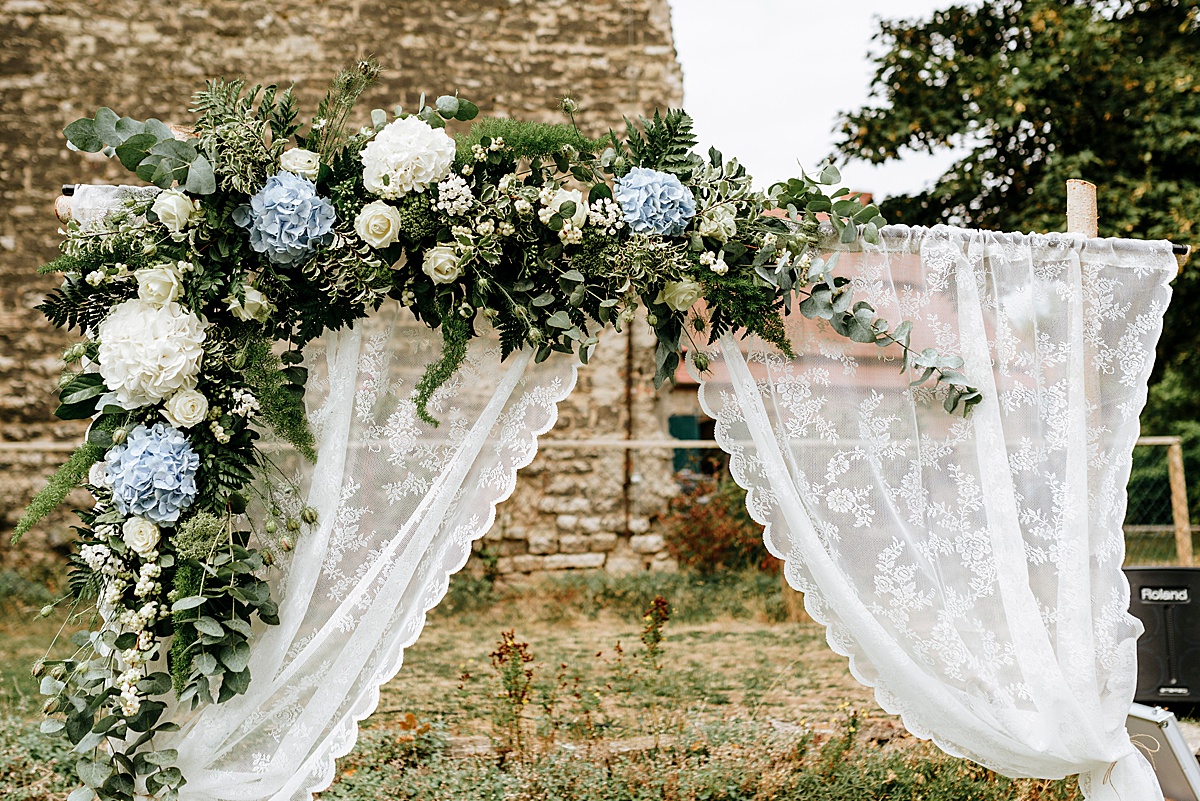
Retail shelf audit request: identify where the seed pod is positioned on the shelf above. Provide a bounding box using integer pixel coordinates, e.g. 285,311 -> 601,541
262,549 -> 275,566
301,507 -> 318,525
285,518 -> 300,532
264,519 -> 278,534
42,697 -> 61,715
31,659 -> 46,679
49,664 -> 67,680
279,537 -> 293,553
111,428 -> 127,445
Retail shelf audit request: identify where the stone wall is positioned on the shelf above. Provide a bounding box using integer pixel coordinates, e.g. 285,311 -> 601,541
0,0 -> 687,580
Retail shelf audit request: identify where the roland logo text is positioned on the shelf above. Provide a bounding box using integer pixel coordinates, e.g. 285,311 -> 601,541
1140,586 -> 1190,603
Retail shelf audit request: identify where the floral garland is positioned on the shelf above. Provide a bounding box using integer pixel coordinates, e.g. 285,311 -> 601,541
18,61 -> 979,801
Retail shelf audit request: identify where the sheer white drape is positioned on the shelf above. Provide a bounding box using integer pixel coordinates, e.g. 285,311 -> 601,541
164,304 -> 578,800
697,225 -> 1175,800
70,187 -> 1176,800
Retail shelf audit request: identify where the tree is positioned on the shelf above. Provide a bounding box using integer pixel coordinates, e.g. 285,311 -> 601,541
837,0 -> 1200,522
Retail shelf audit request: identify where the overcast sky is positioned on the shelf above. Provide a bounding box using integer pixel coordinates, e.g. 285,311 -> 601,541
668,0 -> 968,200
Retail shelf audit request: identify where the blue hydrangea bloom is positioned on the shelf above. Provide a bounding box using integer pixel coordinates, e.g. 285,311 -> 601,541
233,172 -> 337,264
614,167 -> 697,236
105,423 -> 200,525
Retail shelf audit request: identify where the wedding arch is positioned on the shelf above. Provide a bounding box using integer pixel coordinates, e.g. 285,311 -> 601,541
18,63 -> 1180,801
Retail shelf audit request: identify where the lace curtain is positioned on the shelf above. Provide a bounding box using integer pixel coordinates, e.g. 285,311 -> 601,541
160,305 -> 579,799
68,187 -> 1176,800
697,225 -> 1176,801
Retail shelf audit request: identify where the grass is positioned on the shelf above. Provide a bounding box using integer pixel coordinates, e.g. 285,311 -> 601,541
0,568 -> 1092,800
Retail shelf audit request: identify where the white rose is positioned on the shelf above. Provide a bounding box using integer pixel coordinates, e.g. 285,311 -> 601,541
422,245 -> 462,284
97,300 -> 206,409
697,204 -> 737,242
122,517 -> 160,558
354,200 -> 402,248
136,263 -> 184,308
151,189 -> 200,235
655,279 -> 703,312
360,116 -> 457,199
88,461 -> 110,489
162,388 -> 209,428
279,147 -> 321,180
227,287 -> 274,323
549,188 -> 587,229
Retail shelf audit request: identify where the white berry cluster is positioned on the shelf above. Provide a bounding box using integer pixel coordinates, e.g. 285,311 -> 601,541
85,261 -> 131,287
435,174 -> 475,217
230,388 -> 260,418
210,419 -> 231,444
588,198 -> 625,236
80,543 -> 122,577
700,251 -> 729,275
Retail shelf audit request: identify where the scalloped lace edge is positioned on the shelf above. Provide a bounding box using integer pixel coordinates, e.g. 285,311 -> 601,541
292,354 -> 581,801
696,329 -> 1162,786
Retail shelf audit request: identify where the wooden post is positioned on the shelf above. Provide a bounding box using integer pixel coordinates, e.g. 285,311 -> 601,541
781,569 -> 810,623
1166,440 -> 1194,566
1066,179 -> 1099,237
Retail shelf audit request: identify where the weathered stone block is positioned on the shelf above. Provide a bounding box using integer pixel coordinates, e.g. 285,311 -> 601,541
543,552 -> 606,570
630,533 -> 665,554
558,534 -> 588,554
527,532 -> 558,555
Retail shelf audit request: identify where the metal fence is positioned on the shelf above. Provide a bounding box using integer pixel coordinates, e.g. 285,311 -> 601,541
1125,436 -> 1196,566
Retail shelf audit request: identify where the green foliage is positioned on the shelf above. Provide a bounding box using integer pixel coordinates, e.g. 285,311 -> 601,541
170,537 -> 278,707
169,561 -> 203,696
395,193 -> 440,243
414,310 -> 470,427
836,0 -> 1200,425
38,276 -> 132,335
620,108 -> 702,179
307,59 -> 382,163
190,79 -> 300,194
456,117 -> 608,162
660,476 -> 779,576
243,336 -> 316,461
63,108 -> 216,193
173,512 -> 226,562
11,444 -> 102,545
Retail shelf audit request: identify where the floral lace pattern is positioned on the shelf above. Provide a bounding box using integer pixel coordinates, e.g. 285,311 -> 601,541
697,225 -> 1174,800
163,303 -> 578,800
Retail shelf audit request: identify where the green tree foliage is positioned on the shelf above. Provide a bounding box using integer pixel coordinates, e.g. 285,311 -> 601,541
838,0 -> 1200,521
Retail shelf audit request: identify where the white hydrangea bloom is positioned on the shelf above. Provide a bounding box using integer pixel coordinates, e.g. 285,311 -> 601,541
360,116 -> 456,199
97,300 -> 207,409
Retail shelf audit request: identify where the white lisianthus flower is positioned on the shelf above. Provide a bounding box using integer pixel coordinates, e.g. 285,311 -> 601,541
162,388 -> 209,429
360,116 -> 456,199
136,263 -> 184,308
227,287 -> 274,323
151,189 -> 200,235
97,300 -> 206,409
88,461 -> 110,489
422,245 -> 462,284
545,188 -> 587,229
279,147 -> 321,180
122,517 -> 160,558
354,200 -> 402,248
655,279 -> 703,312
697,204 -> 737,242
710,257 -> 729,276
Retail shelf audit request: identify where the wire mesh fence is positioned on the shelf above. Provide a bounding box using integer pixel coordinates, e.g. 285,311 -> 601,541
1124,437 -> 1196,566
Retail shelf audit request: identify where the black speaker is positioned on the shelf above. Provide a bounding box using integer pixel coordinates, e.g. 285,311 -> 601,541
1125,567 -> 1200,705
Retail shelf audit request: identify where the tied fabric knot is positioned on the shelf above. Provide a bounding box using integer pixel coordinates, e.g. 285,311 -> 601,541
1078,750 -> 1163,801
